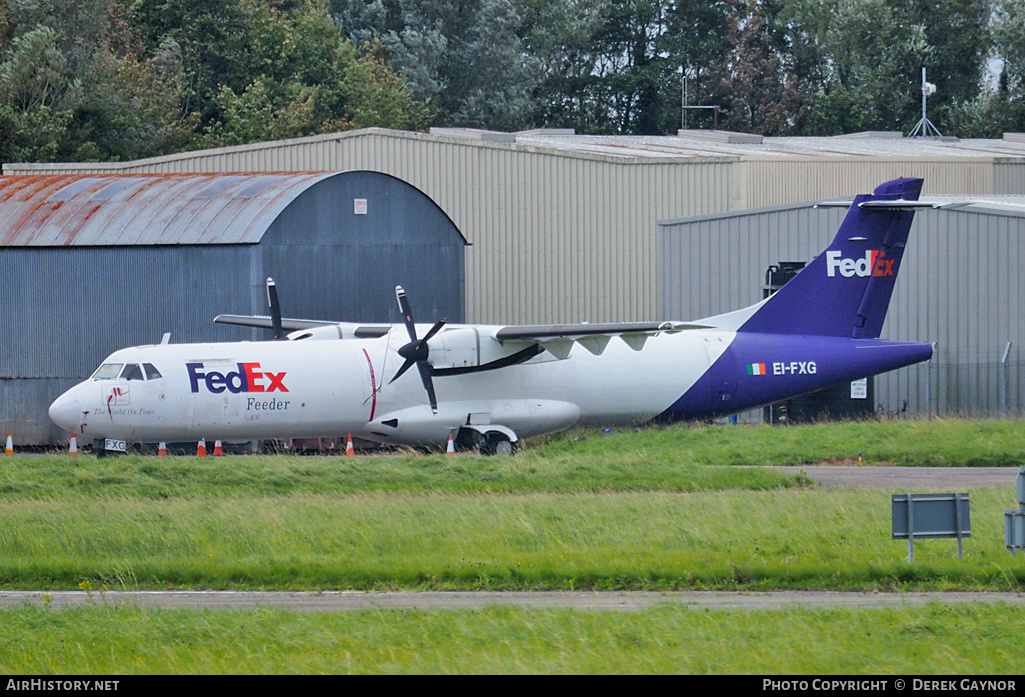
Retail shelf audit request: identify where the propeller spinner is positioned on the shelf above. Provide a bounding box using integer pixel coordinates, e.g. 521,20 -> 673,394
389,285 -> 446,414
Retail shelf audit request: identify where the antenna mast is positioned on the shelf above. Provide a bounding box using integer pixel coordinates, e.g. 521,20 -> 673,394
909,67 -> 942,137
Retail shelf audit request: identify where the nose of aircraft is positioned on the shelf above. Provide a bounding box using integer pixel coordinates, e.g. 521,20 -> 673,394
48,390 -> 82,433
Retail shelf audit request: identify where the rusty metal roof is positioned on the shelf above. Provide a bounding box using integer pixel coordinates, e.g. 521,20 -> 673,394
0,172 -> 337,246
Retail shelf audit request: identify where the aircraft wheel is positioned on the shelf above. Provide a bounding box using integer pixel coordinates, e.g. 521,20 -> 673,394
480,431 -> 516,457
494,438 -> 516,456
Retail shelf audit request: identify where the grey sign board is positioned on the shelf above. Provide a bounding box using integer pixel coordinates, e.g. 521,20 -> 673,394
892,493 -> 971,560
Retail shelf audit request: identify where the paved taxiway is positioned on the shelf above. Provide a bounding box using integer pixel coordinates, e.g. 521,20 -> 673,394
2,590 -> 1024,611
771,465 -> 1022,489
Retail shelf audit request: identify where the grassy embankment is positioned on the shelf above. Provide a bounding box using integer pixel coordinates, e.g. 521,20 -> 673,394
0,419 -> 1021,591
1,419 -> 1024,674
1,604 -> 1022,674
4,418 -> 1023,500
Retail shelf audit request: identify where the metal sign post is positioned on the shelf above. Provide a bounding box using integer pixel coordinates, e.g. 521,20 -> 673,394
892,493 -> 971,561
1005,466 -> 1025,556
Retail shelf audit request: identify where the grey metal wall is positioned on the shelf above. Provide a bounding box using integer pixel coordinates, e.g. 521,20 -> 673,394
996,161 -> 1025,195
0,171 -> 466,445
659,205 -> 1024,418
740,159 -> 1001,209
0,246 -> 253,444
258,171 -> 464,325
3,129 -> 741,324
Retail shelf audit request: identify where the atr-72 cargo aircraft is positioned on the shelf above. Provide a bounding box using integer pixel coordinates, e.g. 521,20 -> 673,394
50,178 -> 935,455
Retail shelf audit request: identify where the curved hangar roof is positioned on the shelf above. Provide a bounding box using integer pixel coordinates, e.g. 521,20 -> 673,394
0,172 -> 414,246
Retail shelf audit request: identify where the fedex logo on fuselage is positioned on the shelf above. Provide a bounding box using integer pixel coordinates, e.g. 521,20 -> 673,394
825,250 -> 894,278
187,362 -> 288,394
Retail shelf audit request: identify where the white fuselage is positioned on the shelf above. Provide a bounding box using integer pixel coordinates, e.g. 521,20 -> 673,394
49,325 -> 726,447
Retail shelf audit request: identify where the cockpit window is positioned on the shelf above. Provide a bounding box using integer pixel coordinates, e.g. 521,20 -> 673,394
91,363 -> 123,379
120,363 -> 145,381
143,363 -> 162,380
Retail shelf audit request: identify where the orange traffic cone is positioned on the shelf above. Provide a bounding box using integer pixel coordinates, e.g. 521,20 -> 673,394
68,433 -> 78,457
446,432 -> 455,456
157,442 -> 167,457
213,440 -> 224,457
196,439 -> 207,457
5,431 -> 13,456
345,433 -> 355,458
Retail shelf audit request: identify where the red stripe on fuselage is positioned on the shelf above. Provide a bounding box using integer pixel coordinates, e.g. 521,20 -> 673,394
362,348 -> 377,421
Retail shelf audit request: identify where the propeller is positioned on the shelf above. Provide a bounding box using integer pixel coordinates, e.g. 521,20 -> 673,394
265,277 -> 284,340
389,285 -> 446,414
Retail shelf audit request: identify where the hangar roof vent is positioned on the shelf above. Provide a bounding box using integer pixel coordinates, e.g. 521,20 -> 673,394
675,129 -> 764,144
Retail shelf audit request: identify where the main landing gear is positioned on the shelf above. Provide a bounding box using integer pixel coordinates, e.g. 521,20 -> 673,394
455,427 -> 518,456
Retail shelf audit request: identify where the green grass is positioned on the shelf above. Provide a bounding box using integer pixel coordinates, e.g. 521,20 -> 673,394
3,419 -> 1025,674
0,489 -> 1021,591
0,603 -> 1022,674
0,440 -> 803,501
5,419 -> 1024,500
532,418 -> 1025,468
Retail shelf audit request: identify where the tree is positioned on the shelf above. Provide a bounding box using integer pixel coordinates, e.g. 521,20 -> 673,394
661,0 -> 731,130
0,25 -> 78,161
783,0 -> 991,135
947,0 -> 1025,137
132,0 -> 258,127
522,0 -> 690,134
69,1 -> 199,161
520,0 -> 610,131
201,1 -> 429,146
331,0 -> 536,130
0,0 -> 198,161
700,0 -> 809,134
995,0 -> 1025,97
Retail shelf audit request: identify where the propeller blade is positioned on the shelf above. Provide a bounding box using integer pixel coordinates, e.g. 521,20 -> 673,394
421,319 -> 447,343
390,285 -> 440,413
395,286 -> 417,343
416,361 -> 438,414
390,357 -> 416,384
266,277 -> 283,340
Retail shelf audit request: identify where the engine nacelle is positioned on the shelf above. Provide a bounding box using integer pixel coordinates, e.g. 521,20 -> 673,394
287,325 -> 344,341
429,327 -> 481,369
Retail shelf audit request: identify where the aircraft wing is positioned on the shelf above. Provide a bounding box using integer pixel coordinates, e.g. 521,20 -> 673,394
214,314 -> 336,331
213,314 -> 392,338
493,321 -> 708,358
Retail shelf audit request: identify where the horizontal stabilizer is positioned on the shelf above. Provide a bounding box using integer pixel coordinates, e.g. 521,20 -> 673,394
816,200 -> 967,211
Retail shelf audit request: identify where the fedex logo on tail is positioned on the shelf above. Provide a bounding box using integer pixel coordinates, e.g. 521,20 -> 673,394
826,250 -> 895,278
187,362 -> 288,394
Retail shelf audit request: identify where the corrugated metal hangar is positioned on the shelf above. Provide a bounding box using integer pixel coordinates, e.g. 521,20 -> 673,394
660,196 -> 1025,418
0,171 -> 467,444
10,127 -> 1025,325
3,127 -> 1024,434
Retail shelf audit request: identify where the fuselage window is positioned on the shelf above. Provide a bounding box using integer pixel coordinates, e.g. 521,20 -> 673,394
91,363 -> 124,379
143,363 -> 163,380
120,363 -> 145,381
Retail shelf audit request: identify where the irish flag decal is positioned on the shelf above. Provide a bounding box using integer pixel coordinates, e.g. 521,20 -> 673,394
747,363 -> 766,376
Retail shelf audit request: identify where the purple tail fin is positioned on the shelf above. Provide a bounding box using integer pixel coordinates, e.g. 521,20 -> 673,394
738,177 -> 923,339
